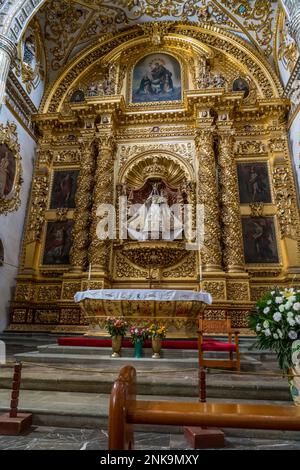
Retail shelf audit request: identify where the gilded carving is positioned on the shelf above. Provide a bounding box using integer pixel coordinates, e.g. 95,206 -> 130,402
37,286 -> 61,302
0,122 -> 23,215
70,139 -> 95,270
115,252 -> 148,279
269,138 -> 286,152
60,308 -> 80,325
227,282 -> 250,301
62,283 -> 82,300
202,281 -> 225,300
14,284 -> 34,301
273,166 -> 297,239
218,131 -> 245,271
25,173 -> 49,243
89,135 -> 115,270
250,202 -> 264,217
162,252 -> 196,279
236,141 -> 266,155
12,310 -> 27,323
54,149 -> 81,164
36,310 -> 60,324
250,286 -> 272,301
196,129 -> 222,270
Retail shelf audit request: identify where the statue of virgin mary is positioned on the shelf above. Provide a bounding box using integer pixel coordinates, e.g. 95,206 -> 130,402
127,182 -> 183,241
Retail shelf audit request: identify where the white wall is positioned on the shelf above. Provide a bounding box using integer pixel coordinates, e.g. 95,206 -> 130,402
0,105 -> 36,331
289,110 -> 300,202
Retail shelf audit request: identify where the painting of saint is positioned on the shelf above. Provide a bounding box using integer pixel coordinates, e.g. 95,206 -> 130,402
132,54 -> 181,103
43,221 -> 73,265
242,217 -> 279,264
237,163 -> 271,203
232,77 -> 250,98
0,143 -> 16,199
50,170 -> 79,209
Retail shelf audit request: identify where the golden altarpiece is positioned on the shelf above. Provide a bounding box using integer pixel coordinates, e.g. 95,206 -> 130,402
9,23 -> 300,334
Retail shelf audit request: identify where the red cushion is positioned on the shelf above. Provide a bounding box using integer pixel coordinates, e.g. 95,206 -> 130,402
57,337 -> 236,351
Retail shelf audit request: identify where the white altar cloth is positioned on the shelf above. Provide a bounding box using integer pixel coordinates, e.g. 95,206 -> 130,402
74,289 -> 212,304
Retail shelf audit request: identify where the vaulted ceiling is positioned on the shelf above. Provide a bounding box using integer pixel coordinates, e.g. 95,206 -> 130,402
31,0 -> 280,84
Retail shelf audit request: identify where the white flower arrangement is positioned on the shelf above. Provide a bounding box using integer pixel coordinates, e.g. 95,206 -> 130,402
249,287 -> 300,372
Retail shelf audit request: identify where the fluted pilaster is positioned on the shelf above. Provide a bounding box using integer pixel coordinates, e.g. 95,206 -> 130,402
89,134 -> 115,272
70,137 -> 95,271
196,128 -> 222,271
218,130 -> 245,272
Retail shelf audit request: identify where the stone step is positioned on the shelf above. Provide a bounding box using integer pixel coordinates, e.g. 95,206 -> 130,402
0,362 -> 290,400
14,350 -> 262,373
0,389 -> 297,440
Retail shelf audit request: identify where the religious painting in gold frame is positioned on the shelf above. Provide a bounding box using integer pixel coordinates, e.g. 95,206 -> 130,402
0,122 -> 22,215
42,220 -> 74,266
242,216 -> 280,264
131,53 -> 182,103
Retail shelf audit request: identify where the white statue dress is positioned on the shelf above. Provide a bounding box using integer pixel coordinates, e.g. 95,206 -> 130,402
127,186 -> 183,241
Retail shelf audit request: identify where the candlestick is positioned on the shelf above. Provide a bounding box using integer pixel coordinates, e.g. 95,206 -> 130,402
198,250 -> 203,292
88,263 -> 92,282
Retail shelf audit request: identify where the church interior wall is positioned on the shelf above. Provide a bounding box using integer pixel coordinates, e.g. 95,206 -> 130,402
0,105 -> 36,331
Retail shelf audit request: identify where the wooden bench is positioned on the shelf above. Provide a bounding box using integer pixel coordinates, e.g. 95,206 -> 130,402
108,365 -> 300,450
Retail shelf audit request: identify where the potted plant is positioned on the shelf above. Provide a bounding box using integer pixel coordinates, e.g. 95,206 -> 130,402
129,326 -> 149,358
105,316 -> 128,358
249,287 -> 300,404
148,323 -> 167,358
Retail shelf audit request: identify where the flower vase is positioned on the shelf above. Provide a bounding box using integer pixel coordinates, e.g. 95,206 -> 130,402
134,340 -> 143,358
152,338 -> 162,359
111,335 -> 122,358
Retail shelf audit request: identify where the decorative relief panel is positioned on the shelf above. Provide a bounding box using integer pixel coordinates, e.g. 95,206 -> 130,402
62,283 -> 82,300
26,173 -> 49,243
14,284 -> 34,301
202,281 -> 226,300
60,308 -> 80,325
227,282 -> 250,301
36,285 -> 61,302
115,252 -> 148,279
35,310 -> 60,324
162,252 -> 196,279
12,310 -> 27,324
273,166 -> 298,240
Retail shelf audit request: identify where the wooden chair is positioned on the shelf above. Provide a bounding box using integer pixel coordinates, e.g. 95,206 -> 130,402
108,366 -> 300,450
198,310 -> 240,371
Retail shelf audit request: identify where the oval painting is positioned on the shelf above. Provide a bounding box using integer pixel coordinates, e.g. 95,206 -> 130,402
0,143 -> 16,199
232,77 -> 250,98
132,53 -> 181,103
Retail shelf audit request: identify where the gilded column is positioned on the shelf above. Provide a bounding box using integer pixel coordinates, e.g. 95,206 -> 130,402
218,129 -> 245,272
70,136 -> 95,272
89,134 -> 115,273
196,128 -> 222,271
0,34 -> 16,106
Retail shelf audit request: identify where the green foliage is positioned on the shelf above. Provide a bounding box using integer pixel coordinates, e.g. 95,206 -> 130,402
249,287 -> 300,373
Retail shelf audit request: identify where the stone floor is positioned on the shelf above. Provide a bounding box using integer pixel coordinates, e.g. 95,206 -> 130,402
1,426 -> 300,450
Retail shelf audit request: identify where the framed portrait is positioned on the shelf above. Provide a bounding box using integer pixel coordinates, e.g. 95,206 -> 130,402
0,122 -> 22,214
42,221 -> 73,265
132,53 -> 182,103
237,162 -> 272,203
242,217 -> 279,264
232,77 -> 250,98
50,170 -> 79,209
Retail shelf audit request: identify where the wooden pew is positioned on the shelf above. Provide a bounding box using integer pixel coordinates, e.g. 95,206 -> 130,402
108,365 -> 300,450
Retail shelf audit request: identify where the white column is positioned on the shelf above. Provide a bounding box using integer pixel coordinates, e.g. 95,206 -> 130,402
0,34 -> 16,106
